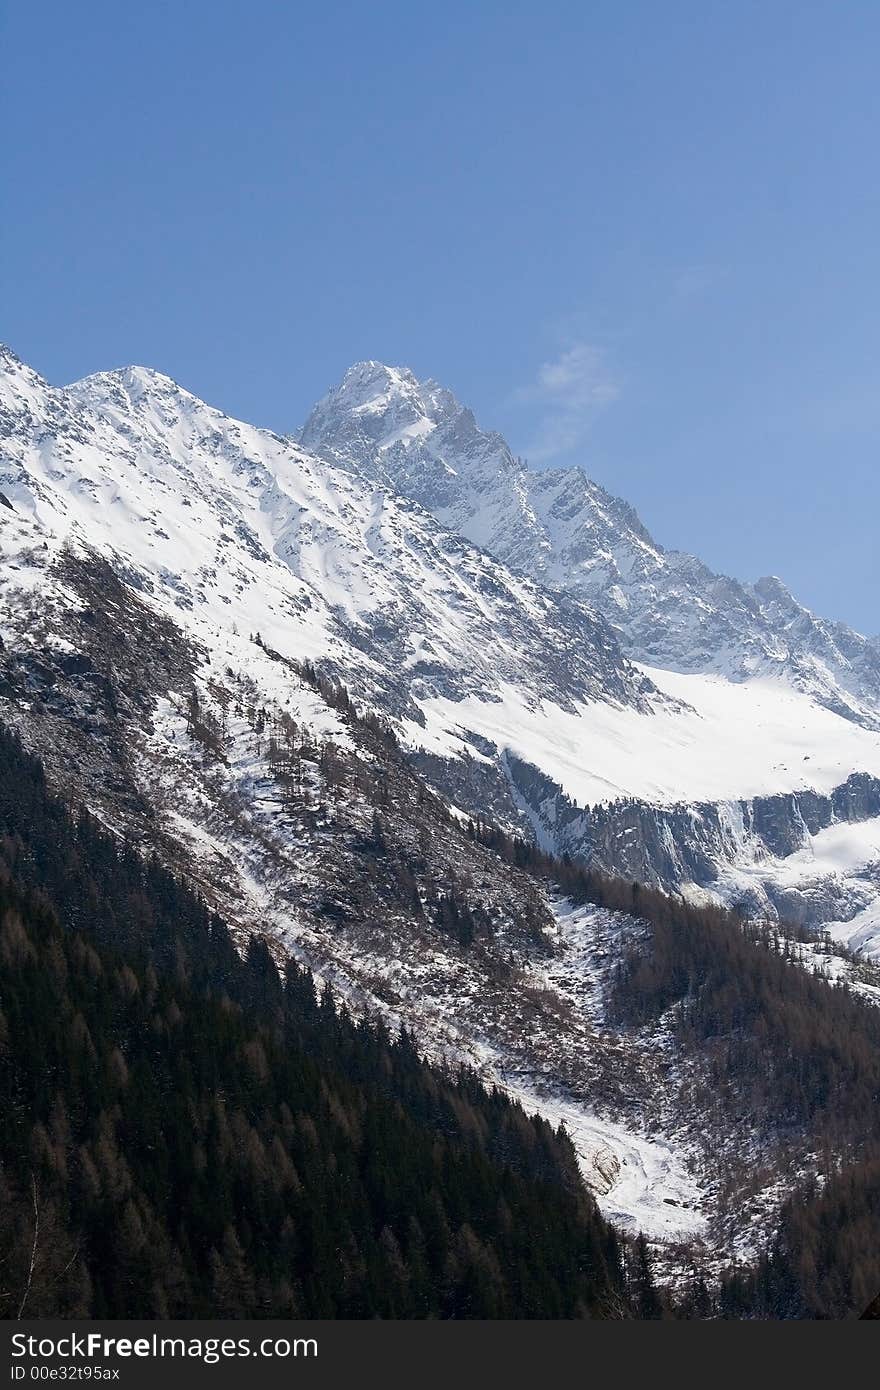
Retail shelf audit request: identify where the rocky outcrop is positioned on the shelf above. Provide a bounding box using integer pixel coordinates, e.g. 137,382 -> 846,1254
506,754 -> 880,929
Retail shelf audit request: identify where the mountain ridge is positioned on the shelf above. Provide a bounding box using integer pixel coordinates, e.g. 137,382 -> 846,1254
0,343 -> 653,727
300,360 -> 880,729
3,343 -> 880,964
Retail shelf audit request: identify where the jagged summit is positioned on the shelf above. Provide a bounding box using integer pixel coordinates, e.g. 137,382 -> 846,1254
308,360 -> 464,428
301,361 -> 880,727
327,359 -> 423,408
300,359 -> 516,484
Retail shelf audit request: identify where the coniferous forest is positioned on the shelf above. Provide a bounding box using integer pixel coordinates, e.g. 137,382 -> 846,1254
0,723 -> 634,1318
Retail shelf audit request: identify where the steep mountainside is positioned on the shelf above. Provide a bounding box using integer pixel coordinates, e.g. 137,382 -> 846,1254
2,345 -> 880,962
0,344 -> 706,1249
0,346 -> 649,726
0,537 -> 711,1250
0,725 -> 634,1320
4,344 -> 880,1284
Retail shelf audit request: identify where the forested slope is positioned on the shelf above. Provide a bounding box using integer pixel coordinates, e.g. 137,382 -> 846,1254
0,723 -> 633,1319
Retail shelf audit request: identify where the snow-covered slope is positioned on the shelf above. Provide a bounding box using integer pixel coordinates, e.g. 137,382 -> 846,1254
405,666 -> 880,810
0,343 -> 715,1244
0,345 -> 651,727
301,362 -> 880,729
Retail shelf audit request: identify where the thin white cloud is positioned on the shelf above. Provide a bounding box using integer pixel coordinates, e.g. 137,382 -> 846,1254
517,342 -> 619,463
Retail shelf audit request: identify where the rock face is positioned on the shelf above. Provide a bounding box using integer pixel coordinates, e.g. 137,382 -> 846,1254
504,756 -> 880,936
301,362 -> 880,729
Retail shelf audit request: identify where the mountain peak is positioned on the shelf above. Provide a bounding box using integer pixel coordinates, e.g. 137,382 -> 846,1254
339,358 -> 419,393
67,363 -> 186,407
300,360 -> 514,479
0,342 -> 25,370
753,574 -> 801,610
300,361 -> 454,470
312,359 -> 472,426
297,361 -> 879,724
312,360 -> 428,423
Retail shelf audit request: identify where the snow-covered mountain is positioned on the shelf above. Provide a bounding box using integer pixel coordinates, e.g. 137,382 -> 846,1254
0,344 -> 652,724
301,361 -> 880,729
4,341 -> 880,1262
0,344 -> 717,1248
299,360 -> 880,951
3,344 -> 880,958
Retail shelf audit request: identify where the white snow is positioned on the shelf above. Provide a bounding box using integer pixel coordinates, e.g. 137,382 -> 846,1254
827,900 -> 880,962
301,355 -> 880,734
757,815 -> 880,882
4,343 -> 880,978
9,346 -> 880,1254
501,1078 -> 707,1242
0,351 -> 649,746
405,668 -> 880,808
495,898 -> 708,1242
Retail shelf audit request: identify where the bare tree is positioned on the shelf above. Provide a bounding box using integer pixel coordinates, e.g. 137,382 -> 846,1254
17,1173 -> 39,1319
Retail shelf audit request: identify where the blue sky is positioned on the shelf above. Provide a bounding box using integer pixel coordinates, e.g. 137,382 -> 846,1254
3,1 -> 878,632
